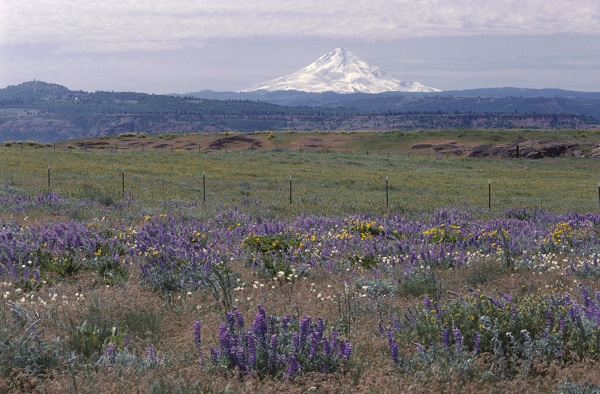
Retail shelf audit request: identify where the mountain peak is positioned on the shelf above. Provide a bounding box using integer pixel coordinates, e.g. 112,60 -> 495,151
245,48 -> 440,94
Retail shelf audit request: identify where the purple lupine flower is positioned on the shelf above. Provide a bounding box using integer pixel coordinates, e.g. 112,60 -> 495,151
237,346 -> 246,371
389,340 -> 399,364
247,332 -> 256,369
300,316 -> 312,348
453,328 -> 463,352
580,283 -> 591,308
146,345 -> 156,361
258,305 -> 267,321
123,335 -> 131,348
308,336 -> 318,359
286,354 -> 300,378
269,334 -> 278,367
316,318 -> 325,341
546,309 -> 554,332
344,342 -> 352,360
423,296 -> 432,311
386,330 -> 395,349
193,321 -> 202,351
226,311 -> 236,332
442,326 -> 450,349
252,312 -> 267,338
330,330 -> 338,353
500,292 -> 513,303
490,298 -> 506,312
541,330 -> 548,339
414,343 -> 427,353
569,303 -> 580,322
322,338 -> 331,357
292,332 -> 300,352
105,342 -> 116,368
234,307 -> 244,329
229,335 -> 238,350
219,322 -> 231,352
559,318 -> 566,334
33,270 -> 40,282
282,316 -> 291,332
336,341 -> 346,358
229,347 -> 237,367
472,332 -> 481,355
209,346 -> 219,364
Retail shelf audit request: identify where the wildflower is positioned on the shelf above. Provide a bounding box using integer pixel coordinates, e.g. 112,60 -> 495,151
247,332 -> 256,369
387,330 -> 400,364
442,326 -> 450,349
322,338 -> 331,357
234,307 -> 244,329
300,315 -> 312,348
269,334 -> 278,367
308,336 -> 318,359
193,321 -> 202,352
105,342 -> 116,368
453,327 -> 463,352
472,332 -> 481,355
286,354 -> 300,378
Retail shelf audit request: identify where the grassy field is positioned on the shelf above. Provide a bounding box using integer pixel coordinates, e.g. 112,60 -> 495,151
3,130 -> 600,392
2,129 -> 600,217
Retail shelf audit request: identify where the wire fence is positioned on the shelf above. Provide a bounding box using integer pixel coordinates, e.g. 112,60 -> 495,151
1,146 -> 600,216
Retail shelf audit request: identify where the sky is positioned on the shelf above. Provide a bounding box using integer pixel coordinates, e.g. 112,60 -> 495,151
1,0 -> 600,94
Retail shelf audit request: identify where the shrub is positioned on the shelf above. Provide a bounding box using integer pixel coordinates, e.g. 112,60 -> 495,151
117,132 -> 136,138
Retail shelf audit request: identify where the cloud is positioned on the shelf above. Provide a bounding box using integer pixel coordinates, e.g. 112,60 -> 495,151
2,0 -> 599,51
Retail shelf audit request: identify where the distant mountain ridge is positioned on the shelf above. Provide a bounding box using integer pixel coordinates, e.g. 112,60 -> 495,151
244,48 -> 440,94
1,81 -> 599,143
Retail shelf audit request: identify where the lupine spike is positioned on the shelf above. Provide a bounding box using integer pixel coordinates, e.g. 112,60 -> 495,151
472,332 -> 481,355
193,320 -> 202,351
442,326 -> 450,349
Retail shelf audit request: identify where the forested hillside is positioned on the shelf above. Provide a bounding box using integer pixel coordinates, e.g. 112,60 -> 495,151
1,81 -> 598,142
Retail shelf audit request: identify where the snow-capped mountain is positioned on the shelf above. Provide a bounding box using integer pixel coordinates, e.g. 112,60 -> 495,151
245,48 -> 441,94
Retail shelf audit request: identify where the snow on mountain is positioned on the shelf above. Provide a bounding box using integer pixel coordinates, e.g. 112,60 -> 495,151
244,48 -> 441,94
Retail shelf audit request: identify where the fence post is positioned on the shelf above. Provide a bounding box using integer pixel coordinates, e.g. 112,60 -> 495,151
47,165 -> 50,189
488,179 -> 491,211
289,175 -> 292,204
122,169 -> 125,195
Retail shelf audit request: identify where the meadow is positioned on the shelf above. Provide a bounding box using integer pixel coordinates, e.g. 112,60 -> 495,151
2,130 -> 600,392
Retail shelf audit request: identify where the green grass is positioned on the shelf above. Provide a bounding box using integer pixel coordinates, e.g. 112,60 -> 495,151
2,130 -> 600,218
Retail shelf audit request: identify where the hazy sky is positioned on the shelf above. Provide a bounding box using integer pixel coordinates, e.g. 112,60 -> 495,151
2,0 -> 600,93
